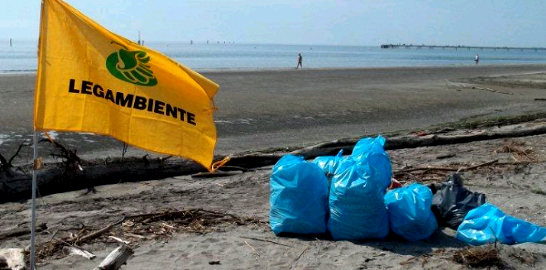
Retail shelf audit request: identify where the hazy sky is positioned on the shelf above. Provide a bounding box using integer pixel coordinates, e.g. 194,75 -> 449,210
1,0 -> 545,47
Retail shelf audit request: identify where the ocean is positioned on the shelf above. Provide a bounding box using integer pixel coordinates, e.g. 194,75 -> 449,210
2,39 -> 546,73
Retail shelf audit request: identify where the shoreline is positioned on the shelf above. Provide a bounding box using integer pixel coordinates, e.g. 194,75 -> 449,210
2,62 -> 546,76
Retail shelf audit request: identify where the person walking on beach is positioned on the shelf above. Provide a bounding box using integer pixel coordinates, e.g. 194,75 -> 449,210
475,54 -> 479,64
296,53 -> 303,69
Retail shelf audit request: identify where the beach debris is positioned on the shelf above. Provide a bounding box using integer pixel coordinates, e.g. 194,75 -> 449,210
42,133 -> 83,172
456,203 -> 546,245
0,223 -> 47,242
244,241 -> 260,257
495,139 -> 536,162
432,174 -> 487,229
92,245 -> 133,270
74,217 -> 126,245
35,209 -> 262,263
122,233 -> 146,240
453,244 -> 503,268
453,243 -> 540,269
388,178 -> 402,189
208,261 -> 221,265
531,188 -> 546,195
240,236 -> 293,248
108,236 -> 130,245
0,248 -> 25,270
291,245 -> 309,266
62,246 -> 96,260
0,141 -> 29,170
191,170 -> 242,178
394,159 -> 498,175
435,153 -> 456,159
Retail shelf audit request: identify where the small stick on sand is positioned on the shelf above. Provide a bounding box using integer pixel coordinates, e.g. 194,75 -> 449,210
461,159 -> 498,171
72,217 -> 125,244
394,159 -> 498,175
292,245 -> 309,265
241,236 -> 293,248
124,233 -> 146,239
62,246 -> 96,260
108,236 -> 130,245
244,241 -> 260,257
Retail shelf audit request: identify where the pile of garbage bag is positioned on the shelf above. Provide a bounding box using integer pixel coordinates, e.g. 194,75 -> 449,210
269,135 -> 546,245
271,136 -> 435,241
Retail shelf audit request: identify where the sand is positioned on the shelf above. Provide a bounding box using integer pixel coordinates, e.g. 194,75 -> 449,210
2,65 -> 546,269
2,65 -> 546,159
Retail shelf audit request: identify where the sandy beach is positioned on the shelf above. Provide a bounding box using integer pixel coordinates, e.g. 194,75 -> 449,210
2,65 -> 546,269
2,65 -> 546,160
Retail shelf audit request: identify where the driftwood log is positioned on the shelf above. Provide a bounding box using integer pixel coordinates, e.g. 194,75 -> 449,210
2,124 -> 546,202
0,157 -> 205,203
92,245 -> 133,270
0,223 -> 47,241
291,124 -> 546,159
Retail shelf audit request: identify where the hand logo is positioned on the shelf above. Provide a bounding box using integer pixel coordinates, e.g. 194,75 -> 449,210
106,42 -> 158,86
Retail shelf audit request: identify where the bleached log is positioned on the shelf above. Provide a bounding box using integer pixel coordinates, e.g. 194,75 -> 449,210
92,245 -> 133,270
63,246 -> 96,260
0,248 -> 26,270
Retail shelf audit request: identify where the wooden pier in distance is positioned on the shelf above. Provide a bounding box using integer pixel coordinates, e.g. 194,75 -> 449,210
380,44 -> 546,52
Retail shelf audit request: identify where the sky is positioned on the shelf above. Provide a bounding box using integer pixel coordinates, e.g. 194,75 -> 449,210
1,0 -> 546,47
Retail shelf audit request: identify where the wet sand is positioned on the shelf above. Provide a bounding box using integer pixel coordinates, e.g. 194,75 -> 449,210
1,64 -> 546,161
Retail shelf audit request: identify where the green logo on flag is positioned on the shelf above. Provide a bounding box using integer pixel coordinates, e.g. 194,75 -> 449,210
106,43 -> 157,86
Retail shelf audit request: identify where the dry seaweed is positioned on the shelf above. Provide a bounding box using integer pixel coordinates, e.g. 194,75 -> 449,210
452,245 -> 508,269
35,208 -> 264,262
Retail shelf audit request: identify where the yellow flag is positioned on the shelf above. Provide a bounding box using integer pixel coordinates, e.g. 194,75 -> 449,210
34,0 -> 219,169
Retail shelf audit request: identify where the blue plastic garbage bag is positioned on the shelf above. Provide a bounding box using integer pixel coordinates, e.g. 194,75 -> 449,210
270,155 -> 329,235
385,183 -> 438,241
456,203 -> 546,245
352,136 -> 392,186
328,137 -> 392,240
313,150 -> 344,179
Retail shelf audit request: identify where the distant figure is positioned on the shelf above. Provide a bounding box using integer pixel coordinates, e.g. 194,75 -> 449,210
296,53 -> 303,69
475,54 -> 479,64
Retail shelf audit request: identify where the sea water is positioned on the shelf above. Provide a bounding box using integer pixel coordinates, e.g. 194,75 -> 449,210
1,39 -> 546,73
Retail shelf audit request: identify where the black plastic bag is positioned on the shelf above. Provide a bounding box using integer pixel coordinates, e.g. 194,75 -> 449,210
431,174 -> 487,229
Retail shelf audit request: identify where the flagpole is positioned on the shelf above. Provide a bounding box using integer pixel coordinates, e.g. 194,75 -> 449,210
30,131 -> 38,270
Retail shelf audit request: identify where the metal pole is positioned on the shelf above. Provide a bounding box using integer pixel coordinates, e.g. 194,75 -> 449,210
30,131 -> 38,270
